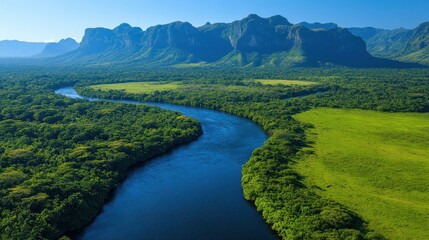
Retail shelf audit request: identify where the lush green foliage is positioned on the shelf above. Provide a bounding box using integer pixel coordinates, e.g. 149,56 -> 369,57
0,70 -> 202,239
79,67 -> 429,239
0,66 -> 428,239
294,108 -> 429,239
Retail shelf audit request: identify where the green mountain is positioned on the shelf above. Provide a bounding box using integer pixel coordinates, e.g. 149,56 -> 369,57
56,14 -> 421,68
400,22 -> 429,65
348,22 -> 429,65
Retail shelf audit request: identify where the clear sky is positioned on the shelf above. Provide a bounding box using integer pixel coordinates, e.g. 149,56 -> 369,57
0,0 -> 428,42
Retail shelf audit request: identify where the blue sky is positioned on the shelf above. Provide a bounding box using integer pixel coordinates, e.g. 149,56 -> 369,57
0,0 -> 428,42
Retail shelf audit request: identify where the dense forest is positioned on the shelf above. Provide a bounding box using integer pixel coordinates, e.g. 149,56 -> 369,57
0,66 -> 428,239
78,67 -> 429,239
0,68 -> 202,239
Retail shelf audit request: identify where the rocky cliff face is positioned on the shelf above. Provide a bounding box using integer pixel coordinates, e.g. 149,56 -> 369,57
80,27 -> 119,54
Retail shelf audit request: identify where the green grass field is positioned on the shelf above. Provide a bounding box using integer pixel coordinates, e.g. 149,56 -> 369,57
294,108 -> 429,239
250,79 -> 318,86
90,82 -> 181,94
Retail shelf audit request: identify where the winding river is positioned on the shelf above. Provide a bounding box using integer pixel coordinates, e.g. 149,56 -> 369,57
55,87 -> 276,240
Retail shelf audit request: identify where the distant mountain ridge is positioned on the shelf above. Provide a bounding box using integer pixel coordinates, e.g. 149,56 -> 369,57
35,38 -> 79,58
296,22 -> 338,31
56,14 -> 420,68
348,21 -> 429,65
0,38 -> 79,58
0,40 -> 47,58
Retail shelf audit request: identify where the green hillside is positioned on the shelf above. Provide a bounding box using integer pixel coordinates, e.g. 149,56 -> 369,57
294,108 -> 429,239
349,22 -> 429,65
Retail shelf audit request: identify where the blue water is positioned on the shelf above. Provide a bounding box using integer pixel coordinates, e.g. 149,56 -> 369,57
55,87 -> 276,240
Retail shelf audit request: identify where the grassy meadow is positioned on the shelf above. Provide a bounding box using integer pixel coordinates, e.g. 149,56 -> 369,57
250,79 -> 318,86
294,108 -> 429,239
90,81 -> 182,94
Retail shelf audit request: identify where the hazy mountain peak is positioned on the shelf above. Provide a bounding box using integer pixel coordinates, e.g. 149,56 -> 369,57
59,38 -> 78,44
113,23 -> 133,33
169,21 -> 194,28
35,38 -> 79,58
246,14 -> 262,20
267,15 -> 291,26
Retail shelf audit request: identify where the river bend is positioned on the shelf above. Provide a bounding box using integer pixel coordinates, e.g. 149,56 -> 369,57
55,87 -> 275,240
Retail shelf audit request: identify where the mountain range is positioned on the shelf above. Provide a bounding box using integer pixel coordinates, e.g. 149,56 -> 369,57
348,22 -> 429,65
1,14 -> 428,68
0,38 -> 79,58
299,20 -> 429,66
0,40 -> 47,58
56,14 -> 423,68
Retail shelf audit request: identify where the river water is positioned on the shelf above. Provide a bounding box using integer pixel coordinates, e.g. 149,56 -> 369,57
55,87 -> 276,240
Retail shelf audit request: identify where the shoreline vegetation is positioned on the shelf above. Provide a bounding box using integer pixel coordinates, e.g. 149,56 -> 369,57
66,127 -> 203,239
